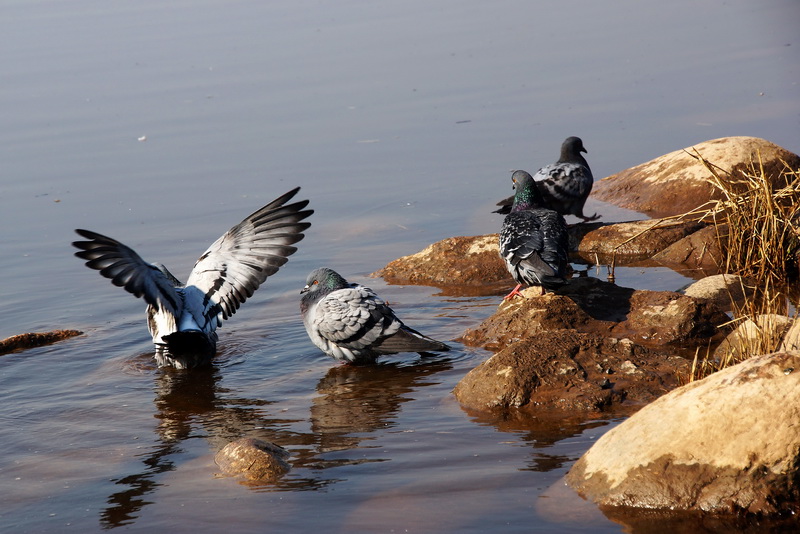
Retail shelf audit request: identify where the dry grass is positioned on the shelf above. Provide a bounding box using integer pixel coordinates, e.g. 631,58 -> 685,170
687,153 -> 800,381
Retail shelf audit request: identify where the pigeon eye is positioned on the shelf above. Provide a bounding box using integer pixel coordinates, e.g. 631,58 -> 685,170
313,280 -> 319,285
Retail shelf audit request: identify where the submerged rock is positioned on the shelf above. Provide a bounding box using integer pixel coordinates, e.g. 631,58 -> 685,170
0,330 -> 83,355
215,438 -> 291,483
566,351 -> 800,516
592,136 -> 800,218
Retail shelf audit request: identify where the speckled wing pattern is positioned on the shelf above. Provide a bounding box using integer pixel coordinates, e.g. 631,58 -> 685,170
500,208 -> 569,287
312,286 -> 401,351
72,229 -> 183,318
533,162 -> 593,217
183,187 -> 312,330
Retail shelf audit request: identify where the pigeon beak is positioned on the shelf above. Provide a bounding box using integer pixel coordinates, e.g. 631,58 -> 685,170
300,284 -> 310,294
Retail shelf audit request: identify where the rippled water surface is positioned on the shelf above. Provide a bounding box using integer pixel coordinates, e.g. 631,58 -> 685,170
2,1 -> 798,532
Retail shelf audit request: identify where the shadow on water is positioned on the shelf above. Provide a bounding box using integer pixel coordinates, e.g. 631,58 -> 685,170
99,353 -> 455,528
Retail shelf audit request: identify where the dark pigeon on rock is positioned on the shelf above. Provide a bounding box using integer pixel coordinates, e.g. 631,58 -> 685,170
72,187 -> 313,369
499,170 -> 570,299
495,136 -> 599,222
300,267 -> 450,364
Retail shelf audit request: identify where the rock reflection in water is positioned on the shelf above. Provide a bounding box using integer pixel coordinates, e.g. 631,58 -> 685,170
462,407 -> 613,473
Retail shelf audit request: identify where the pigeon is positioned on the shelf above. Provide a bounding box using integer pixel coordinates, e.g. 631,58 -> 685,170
499,170 -> 570,299
494,136 -> 599,222
300,267 -> 450,364
72,187 -> 313,369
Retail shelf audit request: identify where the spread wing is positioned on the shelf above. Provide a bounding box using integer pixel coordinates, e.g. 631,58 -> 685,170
184,187 -> 313,326
313,286 -> 400,350
72,229 -> 183,317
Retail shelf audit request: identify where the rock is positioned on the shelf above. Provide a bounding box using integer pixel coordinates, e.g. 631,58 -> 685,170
651,225 -> 726,272
780,318 -> 800,352
453,330 -> 689,414
713,314 -> 793,361
592,137 -> 800,218
566,351 -> 800,516
0,330 -> 83,355
617,289 -> 729,348
575,220 -> 705,262
681,273 -> 749,312
215,438 -> 290,483
374,234 -> 509,294
461,278 -> 729,354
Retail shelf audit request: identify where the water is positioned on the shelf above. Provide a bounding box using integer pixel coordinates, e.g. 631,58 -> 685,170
1,1 -> 798,532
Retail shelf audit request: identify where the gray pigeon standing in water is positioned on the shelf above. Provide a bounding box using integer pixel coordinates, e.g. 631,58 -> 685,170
495,136 -> 598,222
499,170 -> 570,299
300,267 -> 450,364
72,187 -> 313,369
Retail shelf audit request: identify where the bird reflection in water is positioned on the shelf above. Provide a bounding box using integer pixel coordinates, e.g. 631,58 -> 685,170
99,358 -> 290,528
98,354 -> 454,528
303,357 -> 454,469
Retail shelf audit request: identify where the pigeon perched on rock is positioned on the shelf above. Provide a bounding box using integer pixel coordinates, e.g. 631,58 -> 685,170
72,187 -> 313,369
300,267 -> 450,364
499,170 -> 570,299
495,136 -> 598,222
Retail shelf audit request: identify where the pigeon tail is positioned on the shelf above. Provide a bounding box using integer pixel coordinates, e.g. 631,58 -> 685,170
374,326 -> 450,355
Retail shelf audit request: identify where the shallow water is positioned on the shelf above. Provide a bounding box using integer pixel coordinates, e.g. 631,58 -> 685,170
1,1 -> 798,532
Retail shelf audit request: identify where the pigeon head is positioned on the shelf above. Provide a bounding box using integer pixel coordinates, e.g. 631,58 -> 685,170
301,267 -> 348,296
559,136 -> 589,165
510,170 -> 547,212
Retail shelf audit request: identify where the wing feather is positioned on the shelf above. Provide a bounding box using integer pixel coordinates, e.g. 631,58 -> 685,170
72,229 -> 182,317
185,187 -> 313,324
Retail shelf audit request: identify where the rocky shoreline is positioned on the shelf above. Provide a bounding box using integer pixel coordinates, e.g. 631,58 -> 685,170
376,136 -> 800,519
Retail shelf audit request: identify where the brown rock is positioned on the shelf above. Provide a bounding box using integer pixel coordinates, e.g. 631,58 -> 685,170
567,351 -> 800,516
374,234 -> 509,294
453,330 -> 689,414
0,330 -> 83,355
614,289 -> 729,349
576,219 -> 705,262
461,278 -> 729,354
215,438 -> 290,483
592,137 -> 800,218
681,273 -> 750,312
780,318 -> 800,352
651,224 -> 726,272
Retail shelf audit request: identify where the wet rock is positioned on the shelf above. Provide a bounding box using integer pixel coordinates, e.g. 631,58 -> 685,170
713,314 -> 793,361
0,330 -> 83,355
575,219 -> 705,262
681,273 -> 749,312
566,351 -> 800,516
374,234 -> 509,293
592,137 -> 800,218
651,224 -> 725,272
215,438 -> 290,483
453,330 -> 689,414
461,278 -> 728,354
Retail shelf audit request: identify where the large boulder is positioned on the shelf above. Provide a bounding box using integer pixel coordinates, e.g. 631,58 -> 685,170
592,137 -> 800,218
566,351 -> 800,515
